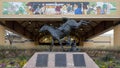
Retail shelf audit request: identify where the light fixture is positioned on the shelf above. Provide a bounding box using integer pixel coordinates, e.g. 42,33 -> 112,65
71,38 -> 74,41
50,24 -> 52,26
80,28 -> 83,31
28,21 -> 31,24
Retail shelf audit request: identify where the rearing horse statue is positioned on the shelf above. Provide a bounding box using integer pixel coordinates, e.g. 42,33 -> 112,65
39,19 -> 88,51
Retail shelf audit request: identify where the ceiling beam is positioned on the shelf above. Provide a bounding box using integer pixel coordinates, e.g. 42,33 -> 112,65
84,21 -> 114,40
3,21 -> 34,40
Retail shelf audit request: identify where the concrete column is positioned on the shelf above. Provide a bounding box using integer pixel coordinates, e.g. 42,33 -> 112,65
79,38 -> 84,46
114,24 -> 120,46
0,25 -> 5,45
110,35 -> 114,46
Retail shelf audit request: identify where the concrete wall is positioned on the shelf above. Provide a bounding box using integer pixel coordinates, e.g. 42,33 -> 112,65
84,35 -> 113,48
0,25 -> 5,45
5,37 -> 36,49
114,24 -> 120,46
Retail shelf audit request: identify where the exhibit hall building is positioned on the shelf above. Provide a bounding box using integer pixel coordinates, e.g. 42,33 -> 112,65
0,0 -> 120,47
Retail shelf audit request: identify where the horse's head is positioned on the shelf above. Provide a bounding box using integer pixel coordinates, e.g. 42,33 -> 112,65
39,25 -> 48,32
79,20 -> 89,26
65,19 -> 78,28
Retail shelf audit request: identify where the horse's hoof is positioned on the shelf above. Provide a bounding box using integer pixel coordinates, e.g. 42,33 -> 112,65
49,50 -> 52,52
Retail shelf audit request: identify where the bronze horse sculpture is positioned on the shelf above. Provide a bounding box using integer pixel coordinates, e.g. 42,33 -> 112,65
39,19 -> 88,51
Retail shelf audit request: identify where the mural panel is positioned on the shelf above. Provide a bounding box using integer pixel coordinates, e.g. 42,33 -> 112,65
3,2 -> 27,15
2,2 -> 116,15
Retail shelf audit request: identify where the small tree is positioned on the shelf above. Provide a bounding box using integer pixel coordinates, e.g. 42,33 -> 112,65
6,32 -> 21,45
7,33 -> 14,45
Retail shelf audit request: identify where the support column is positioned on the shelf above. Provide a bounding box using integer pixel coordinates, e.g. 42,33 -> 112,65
79,38 -> 84,46
0,25 -> 5,45
114,24 -> 120,46
34,36 -> 39,45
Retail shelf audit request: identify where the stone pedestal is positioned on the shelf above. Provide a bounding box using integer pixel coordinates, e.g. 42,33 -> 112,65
114,24 -> 120,46
23,52 -> 99,68
0,25 -> 5,45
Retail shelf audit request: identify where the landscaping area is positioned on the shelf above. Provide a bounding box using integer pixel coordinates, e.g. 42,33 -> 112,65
0,45 -> 120,68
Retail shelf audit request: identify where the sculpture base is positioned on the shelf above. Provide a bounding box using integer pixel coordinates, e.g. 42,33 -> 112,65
23,52 -> 99,68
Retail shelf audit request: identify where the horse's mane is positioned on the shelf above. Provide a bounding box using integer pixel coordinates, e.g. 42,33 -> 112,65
43,24 -> 57,30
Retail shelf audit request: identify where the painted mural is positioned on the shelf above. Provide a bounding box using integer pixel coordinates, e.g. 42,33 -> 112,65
2,2 -> 116,15
3,2 -> 27,15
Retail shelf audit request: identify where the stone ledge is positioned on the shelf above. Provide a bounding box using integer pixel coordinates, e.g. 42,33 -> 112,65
23,52 -> 99,68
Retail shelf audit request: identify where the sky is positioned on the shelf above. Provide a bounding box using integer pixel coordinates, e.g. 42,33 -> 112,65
100,29 -> 113,36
